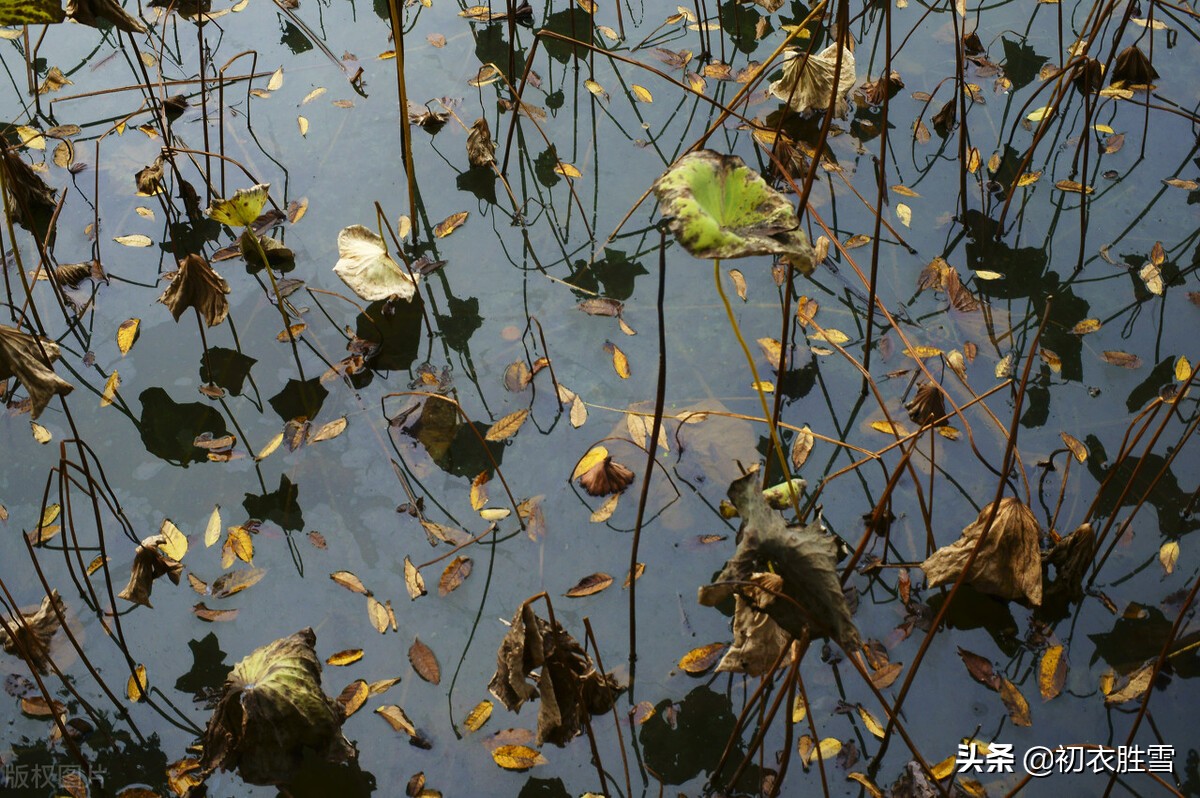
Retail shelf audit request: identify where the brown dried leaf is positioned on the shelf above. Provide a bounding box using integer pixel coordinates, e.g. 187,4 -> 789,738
438,556 -> 473,596
409,638 -> 441,684
921,498 -> 1042,605
564,573 -> 613,597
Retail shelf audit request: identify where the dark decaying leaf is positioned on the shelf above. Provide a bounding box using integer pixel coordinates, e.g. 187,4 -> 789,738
921,498 -> 1042,605
698,469 -> 861,652
711,573 -> 792,675
467,117 -> 496,168
66,0 -> 147,32
0,590 -> 66,674
158,254 -> 231,327
1043,522 -> 1096,604
135,156 -> 164,195
117,533 -> 184,608
1110,45 -> 1158,88
488,599 -> 620,746
199,629 -> 354,786
0,325 -> 75,419
0,147 -> 57,225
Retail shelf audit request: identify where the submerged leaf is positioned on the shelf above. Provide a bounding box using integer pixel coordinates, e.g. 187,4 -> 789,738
652,150 -> 814,270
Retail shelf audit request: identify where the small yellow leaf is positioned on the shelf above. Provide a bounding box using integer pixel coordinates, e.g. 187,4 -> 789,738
678,642 -> 726,674
631,84 -> 653,102
589,493 -> 619,523
309,416 -> 348,443
1016,171 -> 1042,187
127,664 -> 148,702
1060,432 -> 1088,462
603,341 -> 630,378
301,87 -> 326,105
1176,356 -> 1192,382
254,432 -> 284,461
297,115 -> 309,136
891,185 -> 919,197
572,446 -> 609,480
903,346 -> 942,359
159,518 -> 188,561
267,67 -> 284,91
464,700 -> 493,732
895,203 -> 912,227
857,705 -> 886,738
966,147 -> 981,174
368,596 -> 390,633
117,318 -> 140,355
31,422 -> 51,444
792,694 -> 807,723
553,162 -> 582,178
485,408 -> 529,441
1159,541 -> 1179,575
492,744 -> 547,770
1039,644 -> 1067,701
1026,105 -> 1054,122
327,649 -> 365,666
100,371 -> 121,407
1070,318 -> 1101,335
433,211 -> 469,238
228,526 -> 254,564
114,234 -> 153,247
811,328 -> 849,345
584,78 -> 609,101
871,420 -> 910,436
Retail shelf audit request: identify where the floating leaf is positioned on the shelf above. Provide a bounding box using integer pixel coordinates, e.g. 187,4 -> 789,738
1101,350 -> 1142,369
326,649 -> 364,667
922,498 -> 1042,605
1039,645 -> 1067,701
114,233 -> 153,247
631,84 -> 653,102
330,571 -> 368,595
159,254 -> 230,327
492,745 -> 547,771
100,370 -> 121,407
678,642 -> 727,674
651,150 -> 813,270
433,211 -> 468,238
409,638 -> 441,684
127,664 -> 148,702
769,44 -> 856,116
1070,318 -> 1101,335
309,417 -> 347,444
564,573 -> 613,597
207,183 -> 270,228
485,408 -> 528,441
117,318 -> 140,354
333,225 -> 418,302
439,556 -> 473,595
403,557 -> 427,599
1159,541 -> 1179,575
1061,432 -> 1088,462
367,596 -> 389,633
896,203 -> 912,227
603,341 -> 630,378
464,700 -> 493,732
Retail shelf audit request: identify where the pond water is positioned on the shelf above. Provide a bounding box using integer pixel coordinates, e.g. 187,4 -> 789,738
1,0 -> 1198,796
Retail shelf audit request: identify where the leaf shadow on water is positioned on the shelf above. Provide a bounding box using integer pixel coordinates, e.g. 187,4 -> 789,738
638,686 -> 761,790
137,387 -> 231,466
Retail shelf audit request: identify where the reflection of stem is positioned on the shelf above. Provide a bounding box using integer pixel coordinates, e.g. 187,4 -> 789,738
713,258 -> 799,515
245,229 -> 306,381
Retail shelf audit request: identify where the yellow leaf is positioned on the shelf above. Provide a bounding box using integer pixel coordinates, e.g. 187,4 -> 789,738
208,184 -> 269,227
1026,105 -> 1054,122
114,234 -> 153,247
589,493 -> 619,523
257,432 -> 284,460
631,84 -> 653,102
100,371 -> 121,407
159,518 -> 188,561
891,185 -> 919,197
678,642 -> 726,674
1060,432 -> 1088,462
903,346 -> 942,359
297,115 -> 309,136
811,328 -> 849,345
871,420 -> 910,436
117,318 -> 139,355
327,649 -> 364,666
1159,541 -> 1179,575
228,526 -> 254,564
485,408 -> 529,441
368,596 -> 390,633
492,744 -> 547,771
553,162 -> 582,178
1016,171 -> 1042,187
301,87 -> 326,105
757,337 -> 782,370
309,416 -> 348,443
584,78 -> 609,101
572,445 -> 609,480
896,203 -> 912,227
1055,180 -> 1093,194
1175,356 -> 1192,382
792,694 -> 807,723
1070,318 -> 1101,335
331,570 -> 369,594
267,66 -> 284,91
434,211 -> 469,238
750,381 -> 774,392
847,772 -> 884,798
480,507 -> 509,521
127,664 -> 148,702
604,341 -> 630,378
857,705 -> 886,738
30,421 -> 51,444
16,125 -> 45,150
966,147 -> 981,174
1039,644 -> 1067,701
464,700 -> 493,732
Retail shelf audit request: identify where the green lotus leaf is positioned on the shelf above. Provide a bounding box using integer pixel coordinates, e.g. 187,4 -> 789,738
200,628 -> 354,786
651,150 -> 814,272
0,0 -> 65,26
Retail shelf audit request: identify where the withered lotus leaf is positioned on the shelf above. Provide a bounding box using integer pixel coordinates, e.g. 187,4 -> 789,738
921,497 -> 1043,605
0,325 -> 74,419
66,0 -> 147,32
577,456 -> 634,497
488,599 -> 620,746
158,254 -> 231,327
1,144 -> 58,225
698,469 -> 861,652
200,628 -> 355,786
711,572 -> 793,676
1110,45 -> 1158,89
0,590 -> 66,674
117,533 -> 183,608
769,44 -> 857,117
